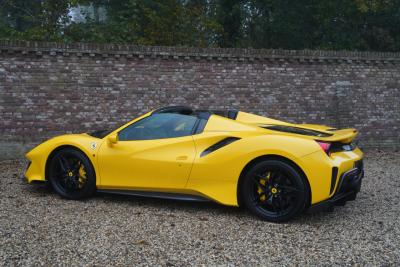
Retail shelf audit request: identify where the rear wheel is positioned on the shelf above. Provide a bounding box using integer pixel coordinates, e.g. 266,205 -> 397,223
48,148 -> 96,199
241,160 -> 309,222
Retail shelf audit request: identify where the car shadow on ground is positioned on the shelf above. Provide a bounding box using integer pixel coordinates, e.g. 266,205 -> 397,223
24,182 -> 348,224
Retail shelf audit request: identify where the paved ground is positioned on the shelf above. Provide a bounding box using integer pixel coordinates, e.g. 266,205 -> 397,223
0,151 -> 399,266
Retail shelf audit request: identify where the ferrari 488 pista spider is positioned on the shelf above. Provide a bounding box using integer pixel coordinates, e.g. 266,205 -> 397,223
25,106 -> 364,222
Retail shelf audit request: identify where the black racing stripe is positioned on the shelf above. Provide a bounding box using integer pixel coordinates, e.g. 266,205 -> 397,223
200,137 -> 241,157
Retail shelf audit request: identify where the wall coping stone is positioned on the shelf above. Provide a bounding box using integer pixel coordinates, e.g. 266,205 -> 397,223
1,40 -> 400,63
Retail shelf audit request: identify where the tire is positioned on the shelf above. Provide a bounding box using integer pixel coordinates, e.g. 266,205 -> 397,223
241,159 -> 309,222
48,147 -> 96,199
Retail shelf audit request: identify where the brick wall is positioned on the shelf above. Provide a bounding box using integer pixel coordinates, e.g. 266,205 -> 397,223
0,40 -> 399,159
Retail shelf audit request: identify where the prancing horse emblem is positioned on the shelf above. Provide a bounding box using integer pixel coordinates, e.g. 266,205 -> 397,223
90,142 -> 97,150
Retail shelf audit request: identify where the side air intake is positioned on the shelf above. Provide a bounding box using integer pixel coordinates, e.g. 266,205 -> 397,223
200,137 -> 241,157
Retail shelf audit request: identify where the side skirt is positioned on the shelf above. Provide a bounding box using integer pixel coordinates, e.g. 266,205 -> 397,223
97,189 -> 211,202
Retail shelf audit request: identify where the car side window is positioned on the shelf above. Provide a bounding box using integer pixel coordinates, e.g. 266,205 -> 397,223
118,113 -> 198,141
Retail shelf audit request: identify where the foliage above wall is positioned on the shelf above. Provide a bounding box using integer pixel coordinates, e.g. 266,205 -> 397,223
1,0 -> 400,51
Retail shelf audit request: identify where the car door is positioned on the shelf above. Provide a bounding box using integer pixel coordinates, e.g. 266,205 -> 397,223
97,113 -> 197,190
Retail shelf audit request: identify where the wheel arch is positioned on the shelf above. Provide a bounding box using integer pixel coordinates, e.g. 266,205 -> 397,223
45,145 -> 93,181
236,154 -> 312,208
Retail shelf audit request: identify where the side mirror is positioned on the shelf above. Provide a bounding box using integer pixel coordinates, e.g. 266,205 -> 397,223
107,133 -> 118,145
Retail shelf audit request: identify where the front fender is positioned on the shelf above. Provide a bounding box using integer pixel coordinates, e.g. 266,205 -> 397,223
25,134 -> 103,184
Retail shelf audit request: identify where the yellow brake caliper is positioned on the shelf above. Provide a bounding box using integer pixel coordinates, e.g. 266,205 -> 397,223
258,171 -> 271,201
78,163 -> 87,188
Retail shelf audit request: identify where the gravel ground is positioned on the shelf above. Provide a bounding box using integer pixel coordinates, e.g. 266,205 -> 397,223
0,151 -> 399,266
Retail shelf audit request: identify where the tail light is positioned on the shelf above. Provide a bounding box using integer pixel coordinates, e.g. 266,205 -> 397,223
317,141 -> 331,155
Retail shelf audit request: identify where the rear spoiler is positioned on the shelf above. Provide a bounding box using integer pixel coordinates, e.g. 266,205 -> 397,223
317,128 -> 358,143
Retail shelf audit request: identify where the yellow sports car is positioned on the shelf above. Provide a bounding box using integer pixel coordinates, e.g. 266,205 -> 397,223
25,106 -> 364,222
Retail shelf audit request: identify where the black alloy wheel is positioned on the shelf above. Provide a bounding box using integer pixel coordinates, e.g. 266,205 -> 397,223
48,148 -> 96,199
242,159 -> 309,222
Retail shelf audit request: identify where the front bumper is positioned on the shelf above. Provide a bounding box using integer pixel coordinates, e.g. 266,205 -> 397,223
308,160 -> 364,213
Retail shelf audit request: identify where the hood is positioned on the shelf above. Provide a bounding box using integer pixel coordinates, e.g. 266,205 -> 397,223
87,129 -> 112,139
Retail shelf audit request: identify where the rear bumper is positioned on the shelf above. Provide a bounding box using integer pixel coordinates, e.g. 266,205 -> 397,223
308,162 -> 364,213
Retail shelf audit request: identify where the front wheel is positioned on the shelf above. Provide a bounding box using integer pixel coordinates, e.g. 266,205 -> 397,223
241,160 -> 309,222
48,148 -> 96,199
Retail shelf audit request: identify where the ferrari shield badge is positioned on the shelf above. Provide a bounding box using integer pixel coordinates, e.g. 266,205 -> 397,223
90,142 -> 97,150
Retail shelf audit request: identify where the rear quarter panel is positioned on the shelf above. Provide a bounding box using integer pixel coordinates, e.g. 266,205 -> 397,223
187,132 -> 321,206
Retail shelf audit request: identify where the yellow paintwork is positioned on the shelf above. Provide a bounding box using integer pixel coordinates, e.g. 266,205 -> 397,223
25,109 -> 363,207
78,164 -> 87,188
